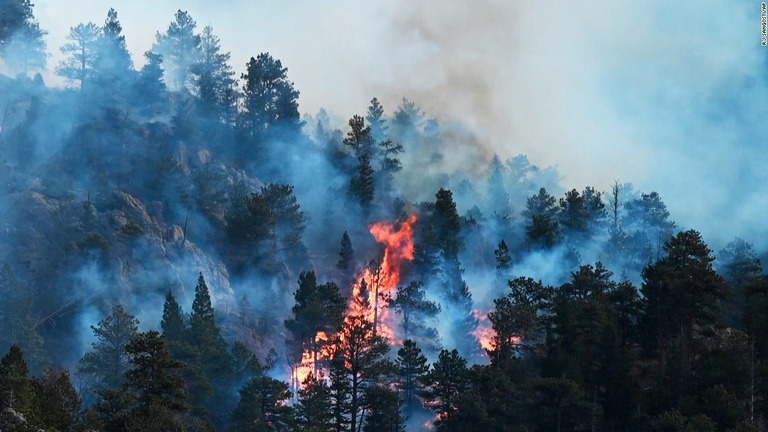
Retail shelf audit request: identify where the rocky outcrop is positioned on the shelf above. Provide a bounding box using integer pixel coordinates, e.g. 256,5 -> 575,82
0,407 -> 45,432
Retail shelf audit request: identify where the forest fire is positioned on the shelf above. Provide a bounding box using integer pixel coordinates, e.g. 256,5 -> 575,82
293,215 -> 418,390
472,309 -> 494,352
347,214 -> 418,341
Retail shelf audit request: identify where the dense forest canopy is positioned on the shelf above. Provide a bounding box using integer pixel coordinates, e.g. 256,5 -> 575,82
0,2 -> 765,431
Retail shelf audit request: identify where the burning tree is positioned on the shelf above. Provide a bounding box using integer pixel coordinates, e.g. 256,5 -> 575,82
284,271 -> 346,387
328,315 -> 393,432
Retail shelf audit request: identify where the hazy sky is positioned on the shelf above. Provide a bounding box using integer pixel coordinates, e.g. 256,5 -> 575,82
32,0 -> 767,247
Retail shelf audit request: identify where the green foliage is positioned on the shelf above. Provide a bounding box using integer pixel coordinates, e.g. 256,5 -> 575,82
78,304 -> 139,392
422,349 -> 469,428
240,52 -> 301,136
188,273 -> 232,383
389,281 -> 439,343
78,231 -> 111,254
229,376 -> 294,432
284,271 -> 346,366
118,221 -> 144,238
294,373 -> 333,432
396,339 -> 429,410
152,9 -> 201,91
362,385 -> 405,432
0,345 -> 37,419
125,330 -> 188,412
329,315 -> 393,432
34,366 -> 82,431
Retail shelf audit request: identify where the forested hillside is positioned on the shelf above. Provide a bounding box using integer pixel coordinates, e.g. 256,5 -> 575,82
0,3 -> 765,432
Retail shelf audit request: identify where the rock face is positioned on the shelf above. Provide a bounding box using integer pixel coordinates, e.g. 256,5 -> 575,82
0,181 -> 238,362
0,407 -> 44,432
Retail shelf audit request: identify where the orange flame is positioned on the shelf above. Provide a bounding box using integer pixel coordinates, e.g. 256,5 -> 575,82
472,309 -> 494,353
472,309 -> 522,355
347,214 -> 418,343
293,215 -> 418,393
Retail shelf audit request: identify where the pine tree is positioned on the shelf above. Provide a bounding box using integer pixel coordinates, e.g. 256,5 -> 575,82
284,271 -> 346,372
55,22 -> 100,88
350,153 -> 375,209
363,385 -> 406,432
188,273 -> 232,383
125,331 -> 187,411
396,339 -> 429,410
494,240 -> 512,271
366,97 -> 387,143
0,0 -> 46,74
93,8 -> 133,92
229,376 -> 295,432
78,304 -> 139,393
191,25 -> 236,120
343,115 -> 374,160
328,316 -> 393,432
422,349 -> 469,429
0,344 -> 37,418
390,281 -> 440,342
123,331 -> 189,430
432,188 -> 462,259
523,188 -> 561,249
152,9 -> 201,91
231,341 -> 262,385
161,290 -> 186,344
295,373 -> 334,432
337,231 -> 355,272
34,366 -> 82,431
486,156 -> 510,217
240,52 -> 301,137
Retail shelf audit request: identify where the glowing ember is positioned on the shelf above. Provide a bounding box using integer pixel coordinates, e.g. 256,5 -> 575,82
472,308 -> 522,355
347,214 -> 417,344
472,309 -> 494,352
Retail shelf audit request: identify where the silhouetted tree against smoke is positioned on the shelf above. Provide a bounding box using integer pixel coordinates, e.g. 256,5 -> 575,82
365,97 -> 387,144
191,25 -> 237,123
351,152 -> 375,211
284,271 -> 346,373
523,187 -> 562,249
226,183 -> 307,275
78,304 -> 139,395
56,22 -> 100,88
486,155 -> 511,219
133,51 -> 167,116
395,339 -> 429,411
0,0 -> 46,74
718,237 -> 763,327
558,187 -> 606,241
189,273 -> 232,388
123,331 -> 189,428
487,277 -> 548,370
623,191 -> 676,269
240,52 -> 301,139
389,281 -> 440,348
93,8 -> 134,100
336,231 -> 356,289
152,10 -> 201,91
421,349 -> 469,429
640,230 -> 730,411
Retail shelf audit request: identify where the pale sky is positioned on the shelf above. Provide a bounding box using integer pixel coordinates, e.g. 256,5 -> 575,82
31,0 -> 768,247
